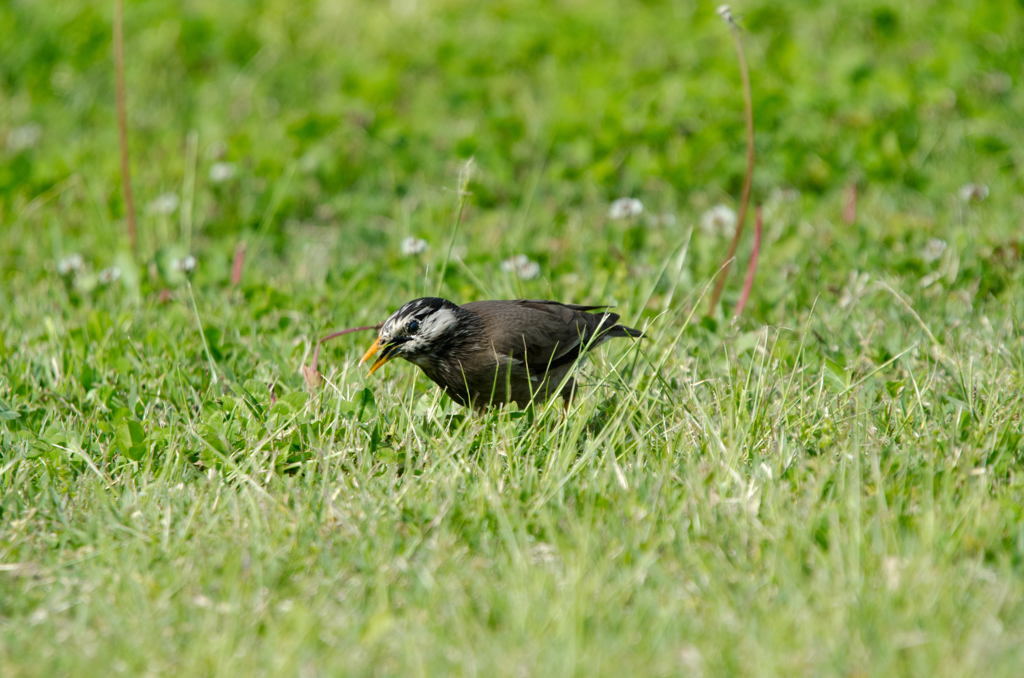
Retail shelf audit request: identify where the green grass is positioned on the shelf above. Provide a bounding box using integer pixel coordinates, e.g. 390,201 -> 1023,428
2,0 -> 1024,675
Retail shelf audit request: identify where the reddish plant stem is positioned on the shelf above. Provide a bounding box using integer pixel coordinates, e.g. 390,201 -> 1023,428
307,327 -> 385,385
843,181 -> 858,224
708,6 -> 755,316
732,205 -> 762,320
231,241 -> 246,285
113,0 -> 138,253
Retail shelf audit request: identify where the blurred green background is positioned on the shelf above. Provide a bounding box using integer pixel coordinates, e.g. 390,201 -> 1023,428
2,0 -> 1021,305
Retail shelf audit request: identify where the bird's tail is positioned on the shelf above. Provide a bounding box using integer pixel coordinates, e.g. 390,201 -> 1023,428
610,324 -> 645,339
593,310 -> 644,340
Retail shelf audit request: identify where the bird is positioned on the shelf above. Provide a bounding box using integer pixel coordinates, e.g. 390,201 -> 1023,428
360,297 -> 644,411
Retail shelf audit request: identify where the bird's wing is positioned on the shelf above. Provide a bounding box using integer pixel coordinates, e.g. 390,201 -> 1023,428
519,299 -> 612,313
463,300 -> 622,372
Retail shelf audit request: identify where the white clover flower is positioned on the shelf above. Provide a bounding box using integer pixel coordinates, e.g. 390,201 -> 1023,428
700,204 -> 737,237
921,238 -> 947,263
175,255 -> 197,274
7,123 -> 42,152
501,254 -> 540,280
98,266 -> 121,285
147,192 -> 180,215
208,162 -> 237,183
958,183 -> 989,202
658,212 -> 677,228
57,253 -> 84,276
500,255 -> 524,273
520,261 -> 541,280
400,236 -> 429,256
608,197 -> 644,220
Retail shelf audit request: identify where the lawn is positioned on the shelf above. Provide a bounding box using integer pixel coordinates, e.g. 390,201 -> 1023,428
2,0 -> 1024,675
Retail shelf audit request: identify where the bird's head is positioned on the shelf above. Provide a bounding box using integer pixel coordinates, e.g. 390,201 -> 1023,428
360,297 -> 466,374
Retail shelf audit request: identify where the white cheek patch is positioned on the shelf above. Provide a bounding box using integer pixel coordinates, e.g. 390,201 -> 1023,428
418,307 -> 458,339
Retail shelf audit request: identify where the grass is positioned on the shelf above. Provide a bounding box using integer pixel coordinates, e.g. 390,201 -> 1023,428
2,0 -> 1024,675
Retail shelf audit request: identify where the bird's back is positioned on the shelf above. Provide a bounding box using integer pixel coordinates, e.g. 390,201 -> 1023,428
461,299 -> 639,372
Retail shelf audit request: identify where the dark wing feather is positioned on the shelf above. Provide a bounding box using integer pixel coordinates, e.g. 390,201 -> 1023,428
462,299 -> 630,372
519,299 -> 612,313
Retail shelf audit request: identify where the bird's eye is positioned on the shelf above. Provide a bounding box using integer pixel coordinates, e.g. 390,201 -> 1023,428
407,319 -> 420,334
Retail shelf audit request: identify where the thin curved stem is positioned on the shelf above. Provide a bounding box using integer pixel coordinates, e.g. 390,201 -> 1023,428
708,7 -> 755,316
113,0 -> 137,253
732,205 -> 762,320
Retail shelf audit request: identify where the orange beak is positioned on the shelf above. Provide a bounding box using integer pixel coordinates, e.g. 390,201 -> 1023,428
360,337 -> 396,375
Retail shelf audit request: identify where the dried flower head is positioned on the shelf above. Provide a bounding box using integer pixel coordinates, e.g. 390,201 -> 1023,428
301,364 -> 322,390
147,192 -> 180,215
501,254 -> 540,280
608,197 -> 644,220
700,204 -> 738,237
57,253 -> 84,277
400,236 -> 429,256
